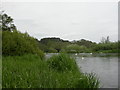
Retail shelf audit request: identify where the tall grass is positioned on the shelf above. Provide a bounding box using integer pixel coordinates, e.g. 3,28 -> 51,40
47,53 -> 79,72
2,54 -> 100,88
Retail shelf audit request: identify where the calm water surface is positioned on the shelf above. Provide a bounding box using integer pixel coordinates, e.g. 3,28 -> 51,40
45,53 -> 118,88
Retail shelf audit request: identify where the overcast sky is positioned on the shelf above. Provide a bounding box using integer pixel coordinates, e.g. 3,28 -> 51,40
2,1 -> 118,42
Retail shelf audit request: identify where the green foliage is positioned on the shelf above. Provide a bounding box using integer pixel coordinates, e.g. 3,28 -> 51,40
1,13 -> 44,58
92,42 -> 118,53
39,37 -> 70,53
47,53 -> 78,72
47,48 -> 58,53
65,44 -> 88,53
0,31 -> 1,46
2,54 -> 48,88
0,55 -> 1,89
0,12 -> 16,31
65,44 -> 81,53
74,39 -> 96,48
2,54 -> 100,88
75,73 -> 99,88
2,31 -> 44,59
38,37 -> 118,53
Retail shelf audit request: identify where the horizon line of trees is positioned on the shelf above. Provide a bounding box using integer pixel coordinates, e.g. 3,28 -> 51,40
38,37 -> 119,53
1,12 -> 119,55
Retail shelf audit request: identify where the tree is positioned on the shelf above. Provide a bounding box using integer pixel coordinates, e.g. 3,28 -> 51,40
106,36 -> 110,43
100,36 -> 110,43
2,13 -> 44,58
75,39 -> 96,48
0,12 -> 16,31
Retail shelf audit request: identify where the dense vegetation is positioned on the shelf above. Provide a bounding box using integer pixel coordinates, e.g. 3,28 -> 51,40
38,37 -> 119,53
2,30 -> 44,59
1,12 -> 118,88
47,53 -> 79,72
3,54 -> 99,88
1,13 -> 119,55
2,13 -> 44,59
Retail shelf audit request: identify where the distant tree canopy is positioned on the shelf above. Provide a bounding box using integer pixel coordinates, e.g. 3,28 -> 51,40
39,38 -> 71,53
39,38 -> 95,53
73,39 -> 96,48
92,42 -> 119,53
38,37 -> 119,53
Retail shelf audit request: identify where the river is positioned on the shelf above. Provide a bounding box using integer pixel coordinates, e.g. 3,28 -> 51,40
45,53 -> 118,88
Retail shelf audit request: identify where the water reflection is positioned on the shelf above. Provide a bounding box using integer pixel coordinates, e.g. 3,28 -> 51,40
75,57 -> 118,88
45,53 -> 118,88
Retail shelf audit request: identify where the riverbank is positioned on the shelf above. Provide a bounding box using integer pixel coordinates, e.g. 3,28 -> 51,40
45,53 -> 119,59
2,54 -> 99,88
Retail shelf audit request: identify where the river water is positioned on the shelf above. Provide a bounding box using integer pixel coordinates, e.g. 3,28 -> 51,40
45,53 -> 118,88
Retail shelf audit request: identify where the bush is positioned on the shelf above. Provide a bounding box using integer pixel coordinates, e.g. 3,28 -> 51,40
2,30 -> 44,59
47,53 -> 79,72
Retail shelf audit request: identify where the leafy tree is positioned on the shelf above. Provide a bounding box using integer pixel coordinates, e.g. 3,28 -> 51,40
1,13 -> 44,58
39,37 -> 71,53
0,12 -> 16,31
74,39 -> 96,48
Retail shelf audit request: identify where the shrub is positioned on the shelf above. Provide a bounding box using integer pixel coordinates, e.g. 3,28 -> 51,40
47,53 -> 79,72
2,30 -> 44,59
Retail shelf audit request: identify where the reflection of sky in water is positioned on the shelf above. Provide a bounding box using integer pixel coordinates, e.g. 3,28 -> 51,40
76,56 -> 118,88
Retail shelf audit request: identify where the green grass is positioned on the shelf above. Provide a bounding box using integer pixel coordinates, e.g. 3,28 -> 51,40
2,54 -> 100,88
47,53 -> 79,72
0,55 -> 2,89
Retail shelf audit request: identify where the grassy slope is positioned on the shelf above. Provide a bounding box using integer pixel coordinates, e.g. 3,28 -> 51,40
2,54 -> 99,88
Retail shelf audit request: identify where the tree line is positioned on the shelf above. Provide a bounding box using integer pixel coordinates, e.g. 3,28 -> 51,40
38,37 -> 119,53
1,12 -> 119,56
